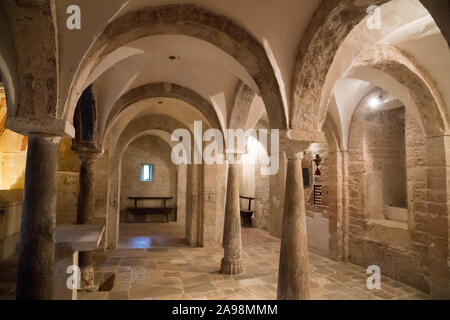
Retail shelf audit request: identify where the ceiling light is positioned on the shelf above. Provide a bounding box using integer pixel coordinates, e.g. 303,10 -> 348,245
369,88 -> 383,108
369,96 -> 380,108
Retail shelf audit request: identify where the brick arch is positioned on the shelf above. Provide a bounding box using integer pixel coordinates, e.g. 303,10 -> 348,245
66,4 -> 287,130
102,82 -> 223,147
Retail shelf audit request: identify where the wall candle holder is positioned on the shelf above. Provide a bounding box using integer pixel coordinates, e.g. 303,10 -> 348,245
313,154 -> 322,176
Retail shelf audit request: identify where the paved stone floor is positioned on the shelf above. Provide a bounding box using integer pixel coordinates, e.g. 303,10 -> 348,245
81,223 -> 429,300
0,223 -> 430,300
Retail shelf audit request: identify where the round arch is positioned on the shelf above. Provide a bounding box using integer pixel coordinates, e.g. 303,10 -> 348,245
64,4 -> 288,130
290,0 -> 450,133
105,114 -> 190,248
339,44 -> 448,141
102,82 -> 224,146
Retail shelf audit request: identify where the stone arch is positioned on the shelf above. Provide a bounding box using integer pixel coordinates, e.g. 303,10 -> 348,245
2,0 -> 69,136
290,0 -> 450,133
102,82 -> 223,146
0,4 -> 19,115
105,114 -> 190,248
118,132 -> 179,224
290,0 -> 387,131
342,52 -> 450,296
228,80 -> 256,130
346,44 -> 448,138
65,4 -> 287,130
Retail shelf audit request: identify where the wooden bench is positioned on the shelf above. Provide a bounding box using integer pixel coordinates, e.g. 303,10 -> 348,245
127,196 -> 175,223
240,195 -> 255,227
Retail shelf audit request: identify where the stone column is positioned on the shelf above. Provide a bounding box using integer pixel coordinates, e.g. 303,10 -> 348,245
221,154 -> 243,275
16,134 -> 61,300
73,146 -> 102,289
277,139 -> 312,300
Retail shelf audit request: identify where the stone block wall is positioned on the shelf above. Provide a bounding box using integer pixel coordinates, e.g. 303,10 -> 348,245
120,136 -> 177,223
363,107 -> 407,210
0,190 -> 22,262
254,160 -> 270,231
56,138 -> 108,225
345,105 -> 444,294
239,139 -> 270,232
269,153 -> 286,238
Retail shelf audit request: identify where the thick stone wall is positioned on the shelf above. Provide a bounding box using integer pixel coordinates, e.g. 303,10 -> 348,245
56,138 -> 108,225
56,138 -> 80,225
304,138 -> 331,255
120,136 -> 177,223
364,107 -> 407,212
347,105 -> 436,293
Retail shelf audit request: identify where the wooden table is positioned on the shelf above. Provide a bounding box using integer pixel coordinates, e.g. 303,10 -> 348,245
127,196 -> 175,223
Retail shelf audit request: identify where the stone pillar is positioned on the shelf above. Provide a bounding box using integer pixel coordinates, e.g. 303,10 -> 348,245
16,134 -> 61,300
221,155 -> 243,275
328,150 -> 349,262
73,146 -> 102,289
425,135 -> 450,299
277,134 -> 315,300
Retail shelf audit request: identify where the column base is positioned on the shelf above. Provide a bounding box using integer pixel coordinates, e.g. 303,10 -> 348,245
220,257 -> 243,275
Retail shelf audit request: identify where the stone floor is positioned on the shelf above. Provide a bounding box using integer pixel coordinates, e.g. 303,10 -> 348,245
0,222 -> 430,300
80,223 -> 429,300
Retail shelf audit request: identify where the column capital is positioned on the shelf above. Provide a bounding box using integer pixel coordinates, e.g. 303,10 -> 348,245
280,129 -> 324,159
6,117 -> 75,138
72,143 -> 103,161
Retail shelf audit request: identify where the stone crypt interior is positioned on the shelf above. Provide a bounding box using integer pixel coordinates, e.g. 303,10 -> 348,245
0,0 -> 449,300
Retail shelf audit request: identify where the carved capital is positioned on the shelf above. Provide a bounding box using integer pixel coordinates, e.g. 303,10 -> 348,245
280,129 -> 324,159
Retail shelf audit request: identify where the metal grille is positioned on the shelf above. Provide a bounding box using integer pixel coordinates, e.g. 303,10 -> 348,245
313,185 -> 322,205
